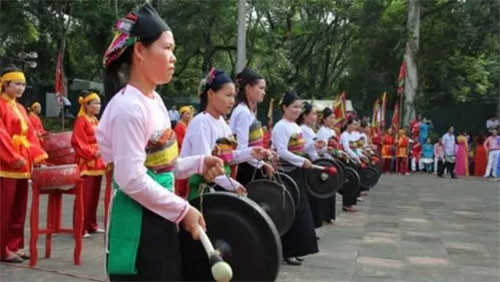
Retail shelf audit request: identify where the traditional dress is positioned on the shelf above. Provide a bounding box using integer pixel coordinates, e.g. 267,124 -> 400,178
272,119 -> 318,258
71,95 -> 107,234
381,133 -> 394,172
97,84 -> 206,280
174,119 -> 189,198
410,119 -> 420,140
396,133 -> 409,174
301,124 -> 335,227
0,92 -> 47,260
28,111 -> 46,142
181,111 -> 253,200
473,139 -> 487,176
454,135 -> 469,176
229,102 -> 265,186
421,143 -> 434,173
418,123 -> 432,145
410,142 -> 422,172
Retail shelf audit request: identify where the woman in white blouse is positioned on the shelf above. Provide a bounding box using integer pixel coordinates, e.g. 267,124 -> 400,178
229,68 -> 274,185
181,68 -> 268,200
98,3 -> 225,280
272,91 -> 318,266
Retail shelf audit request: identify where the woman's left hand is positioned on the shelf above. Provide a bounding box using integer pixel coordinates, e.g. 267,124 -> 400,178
262,162 -> 275,178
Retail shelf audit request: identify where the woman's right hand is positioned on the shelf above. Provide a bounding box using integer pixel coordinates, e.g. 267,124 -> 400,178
181,206 -> 206,240
235,186 -> 247,196
302,159 -> 312,169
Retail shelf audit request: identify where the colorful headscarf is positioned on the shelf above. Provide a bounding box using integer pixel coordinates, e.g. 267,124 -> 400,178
103,3 -> 171,68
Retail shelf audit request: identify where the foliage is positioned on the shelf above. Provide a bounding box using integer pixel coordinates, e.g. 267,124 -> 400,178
0,0 -> 498,112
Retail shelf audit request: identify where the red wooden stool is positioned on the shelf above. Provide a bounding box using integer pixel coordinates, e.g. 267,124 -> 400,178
29,164 -> 83,266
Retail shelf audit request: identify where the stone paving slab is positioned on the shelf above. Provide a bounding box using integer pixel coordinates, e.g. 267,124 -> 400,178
1,174 -> 499,282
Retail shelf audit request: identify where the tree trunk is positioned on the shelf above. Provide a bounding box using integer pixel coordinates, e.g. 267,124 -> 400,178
236,0 -> 247,73
403,0 -> 420,127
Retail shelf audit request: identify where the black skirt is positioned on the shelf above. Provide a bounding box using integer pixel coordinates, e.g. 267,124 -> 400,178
109,207 -> 182,281
236,162 -> 264,186
309,195 -> 336,227
281,168 -> 319,258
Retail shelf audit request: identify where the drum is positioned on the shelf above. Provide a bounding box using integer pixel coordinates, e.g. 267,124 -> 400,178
31,164 -> 81,191
43,132 -> 75,165
246,179 -> 295,235
43,132 -> 72,154
180,192 -> 281,281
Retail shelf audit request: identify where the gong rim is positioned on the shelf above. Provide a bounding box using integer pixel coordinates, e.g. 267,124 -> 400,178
305,158 -> 344,199
246,179 -> 296,236
180,192 -> 282,281
339,167 -> 360,197
358,166 -> 380,189
274,172 -> 300,207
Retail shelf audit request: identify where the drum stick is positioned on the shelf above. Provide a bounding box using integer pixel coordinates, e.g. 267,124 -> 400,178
198,226 -> 233,282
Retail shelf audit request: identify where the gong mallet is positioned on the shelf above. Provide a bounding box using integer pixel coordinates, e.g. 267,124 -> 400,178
198,226 -> 233,282
310,164 -> 338,175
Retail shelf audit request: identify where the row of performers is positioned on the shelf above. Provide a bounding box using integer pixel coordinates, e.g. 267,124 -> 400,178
0,67 -> 112,263
2,3 -> 380,280
378,128 -> 431,174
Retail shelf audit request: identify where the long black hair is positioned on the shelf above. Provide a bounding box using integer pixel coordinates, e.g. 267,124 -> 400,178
198,69 -> 233,112
235,68 -> 263,106
104,34 -> 161,101
297,102 -> 313,125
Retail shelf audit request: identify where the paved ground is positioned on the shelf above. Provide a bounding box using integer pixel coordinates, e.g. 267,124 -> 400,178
1,173 -> 499,281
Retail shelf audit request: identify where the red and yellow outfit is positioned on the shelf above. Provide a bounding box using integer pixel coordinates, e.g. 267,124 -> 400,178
381,134 -> 394,172
28,105 -> 46,142
174,120 -> 188,151
396,132 -> 409,174
0,73 -> 48,259
71,93 -> 106,234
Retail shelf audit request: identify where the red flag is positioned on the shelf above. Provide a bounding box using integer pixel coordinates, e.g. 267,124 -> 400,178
333,92 -> 346,124
55,52 -> 66,103
391,102 -> 400,132
397,60 -> 406,96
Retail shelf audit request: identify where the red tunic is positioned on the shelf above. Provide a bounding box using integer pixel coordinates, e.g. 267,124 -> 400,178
381,134 -> 394,159
397,136 -> 409,158
174,120 -> 187,150
28,112 -> 46,139
71,115 -> 106,176
411,142 -> 422,160
410,120 -> 420,140
0,94 -> 47,178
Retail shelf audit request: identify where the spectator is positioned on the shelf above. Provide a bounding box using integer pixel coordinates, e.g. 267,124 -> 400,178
439,125 -> 457,179
484,129 -> 500,178
168,105 -> 180,128
434,137 -> 445,174
454,131 -> 470,176
473,135 -> 487,176
419,118 -> 433,145
420,137 -> 434,173
486,115 -> 499,133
